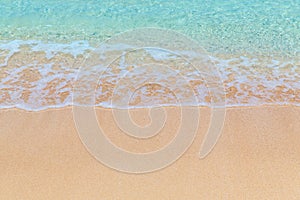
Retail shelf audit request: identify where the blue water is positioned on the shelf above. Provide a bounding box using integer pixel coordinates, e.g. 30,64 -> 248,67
0,0 -> 299,56
0,0 -> 300,110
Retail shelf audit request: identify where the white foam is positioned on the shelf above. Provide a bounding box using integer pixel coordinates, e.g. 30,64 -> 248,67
0,40 -> 299,111
0,40 -> 95,61
31,41 -> 95,59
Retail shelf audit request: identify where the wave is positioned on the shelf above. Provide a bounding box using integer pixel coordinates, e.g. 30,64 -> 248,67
0,40 -> 299,111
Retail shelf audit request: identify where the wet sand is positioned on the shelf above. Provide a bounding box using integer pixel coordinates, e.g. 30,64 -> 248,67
1,106 -> 300,199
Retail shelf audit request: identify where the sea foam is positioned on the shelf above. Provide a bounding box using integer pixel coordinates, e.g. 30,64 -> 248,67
0,40 -> 299,111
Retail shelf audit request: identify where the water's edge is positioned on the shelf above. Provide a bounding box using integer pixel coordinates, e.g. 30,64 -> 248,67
1,40 -> 299,111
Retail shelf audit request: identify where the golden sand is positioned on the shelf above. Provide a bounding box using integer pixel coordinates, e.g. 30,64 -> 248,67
0,106 -> 300,199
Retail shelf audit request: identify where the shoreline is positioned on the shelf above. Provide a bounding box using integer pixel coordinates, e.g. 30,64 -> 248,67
1,105 -> 300,199
1,103 -> 300,112
1,41 -> 299,110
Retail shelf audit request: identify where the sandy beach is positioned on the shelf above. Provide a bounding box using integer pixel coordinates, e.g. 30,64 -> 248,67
1,105 -> 299,199
1,0 -> 300,199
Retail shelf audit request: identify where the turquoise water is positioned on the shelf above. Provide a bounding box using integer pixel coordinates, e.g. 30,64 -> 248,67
0,0 -> 299,56
0,0 -> 300,110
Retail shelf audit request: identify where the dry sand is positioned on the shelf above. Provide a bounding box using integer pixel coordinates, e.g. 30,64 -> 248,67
0,106 -> 300,199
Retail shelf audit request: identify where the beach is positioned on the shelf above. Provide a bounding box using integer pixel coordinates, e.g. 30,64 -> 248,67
1,105 -> 300,199
1,0 -> 300,198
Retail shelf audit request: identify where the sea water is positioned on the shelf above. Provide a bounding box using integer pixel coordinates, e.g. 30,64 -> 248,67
0,0 -> 299,110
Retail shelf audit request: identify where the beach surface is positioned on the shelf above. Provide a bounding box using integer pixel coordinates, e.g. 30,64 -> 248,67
1,105 -> 300,199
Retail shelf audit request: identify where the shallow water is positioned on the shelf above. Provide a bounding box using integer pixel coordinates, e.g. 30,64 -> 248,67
0,0 -> 299,110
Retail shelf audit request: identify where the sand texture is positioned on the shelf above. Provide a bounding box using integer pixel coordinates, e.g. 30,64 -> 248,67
0,106 -> 300,199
